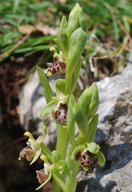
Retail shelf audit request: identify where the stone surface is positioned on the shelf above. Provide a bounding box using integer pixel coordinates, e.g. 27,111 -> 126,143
19,62 -> 132,192
19,71 -> 61,149
77,62 -> 132,192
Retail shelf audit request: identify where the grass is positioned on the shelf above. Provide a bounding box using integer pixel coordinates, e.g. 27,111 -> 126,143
0,0 -> 132,73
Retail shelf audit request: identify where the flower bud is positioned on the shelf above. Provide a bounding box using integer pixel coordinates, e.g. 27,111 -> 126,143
67,27 -> 86,75
67,3 -> 80,38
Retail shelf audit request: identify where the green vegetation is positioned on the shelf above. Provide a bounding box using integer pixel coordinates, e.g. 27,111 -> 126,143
0,0 -> 132,74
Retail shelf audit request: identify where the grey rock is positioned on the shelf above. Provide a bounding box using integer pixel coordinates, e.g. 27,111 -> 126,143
19,71 -> 61,149
77,62 -> 132,192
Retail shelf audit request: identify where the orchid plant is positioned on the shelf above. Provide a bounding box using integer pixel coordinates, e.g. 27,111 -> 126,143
19,3 -> 105,192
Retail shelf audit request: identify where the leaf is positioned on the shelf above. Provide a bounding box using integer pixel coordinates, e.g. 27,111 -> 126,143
96,150 -> 105,167
52,169 -> 66,192
40,143 -> 53,163
67,95 -> 76,147
57,16 -> 68,59
18,24 -> 34,34
78,83 -> 99,120
85,114 -> 98,143
74,103 -> 88,145
70,59 -> 81,94
55,79 -> 66,97
36,65 -> 54,103
40,100 -> 57,118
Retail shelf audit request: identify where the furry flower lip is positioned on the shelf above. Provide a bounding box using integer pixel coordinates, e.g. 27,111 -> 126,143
75,151 -> 98,171
19,146 -> 36,162
36,169 -> 49,184
52,103 -> 67,126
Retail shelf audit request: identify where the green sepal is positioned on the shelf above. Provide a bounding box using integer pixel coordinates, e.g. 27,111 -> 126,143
40,100 -> 57,118
36,65 -> 54,104
96,150 -> 105,166
57,16 -> 68,59
78,83 -> 99,120
74,103 -> 88,145
52,150 -> 61,164
67,95 -> 76,147
55,79 -> 66,97
71,145 -> 85,160
66,3 -> 80,39
85,114 -> 98,143
30,149 -> 41,165
87,142 -> 100,154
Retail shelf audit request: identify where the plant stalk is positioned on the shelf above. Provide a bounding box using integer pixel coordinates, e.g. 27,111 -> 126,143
51,122 -> 68,192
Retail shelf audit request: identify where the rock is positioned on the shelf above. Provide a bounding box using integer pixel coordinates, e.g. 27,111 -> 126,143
77,62 -> 132,192
19,71 -> 61,149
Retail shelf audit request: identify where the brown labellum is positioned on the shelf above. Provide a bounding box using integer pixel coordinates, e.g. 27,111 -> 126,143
36,169 -> 49,184
19,146 -> 36,162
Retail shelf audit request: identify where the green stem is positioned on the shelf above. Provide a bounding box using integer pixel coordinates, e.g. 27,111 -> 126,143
56,123 -> 68,160
65,73 -> 72,95
51,180 -> 61,192
51,123 -> 68,192
65,146 -> 80,192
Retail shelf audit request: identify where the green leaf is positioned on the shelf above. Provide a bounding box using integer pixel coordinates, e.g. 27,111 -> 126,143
57,16 -> 68,59
40,100 -> 57,118
85,114 -> 98,143
86,83 -> 99,120
78,7 -> 88,33
40,143 -> 53,163
55,79 -> 66,97
70,59 -> 81,94
67,95 -> 76,147
78,83 -> 99,120
74,103 -> 88,145
52,169 -> 66,192
87,142 -> 100,154
36,65 -> 54,104
96,150 -> 105,167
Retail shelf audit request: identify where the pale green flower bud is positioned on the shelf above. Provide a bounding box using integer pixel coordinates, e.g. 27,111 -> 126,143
66,3 -> 80,39
67,27 -> 86,75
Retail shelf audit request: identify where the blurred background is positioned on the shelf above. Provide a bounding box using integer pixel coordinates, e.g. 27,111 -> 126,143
0,0 -> 132,192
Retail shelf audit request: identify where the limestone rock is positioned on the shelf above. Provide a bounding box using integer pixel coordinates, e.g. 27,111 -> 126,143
77,62 -> 132,192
